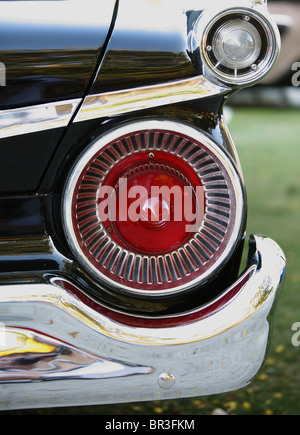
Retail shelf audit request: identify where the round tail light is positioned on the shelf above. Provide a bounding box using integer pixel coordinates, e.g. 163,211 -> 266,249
196,7 -> 280,86
63,120 -> 244,297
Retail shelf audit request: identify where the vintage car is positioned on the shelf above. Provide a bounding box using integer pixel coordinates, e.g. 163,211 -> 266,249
0,0 -> 285,411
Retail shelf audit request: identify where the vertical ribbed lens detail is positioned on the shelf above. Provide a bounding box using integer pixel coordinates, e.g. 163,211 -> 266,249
63,121 -> 244,296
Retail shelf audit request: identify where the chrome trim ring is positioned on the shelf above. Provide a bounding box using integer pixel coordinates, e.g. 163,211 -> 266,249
62,120 -> 245,297
196,6 -> 280,86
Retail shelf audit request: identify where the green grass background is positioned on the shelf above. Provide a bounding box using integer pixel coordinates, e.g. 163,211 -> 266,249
4,107 -> 300,415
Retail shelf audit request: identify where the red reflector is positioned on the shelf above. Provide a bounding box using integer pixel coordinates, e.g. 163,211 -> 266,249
63,121 -> 244,296
100,151 -> 205,255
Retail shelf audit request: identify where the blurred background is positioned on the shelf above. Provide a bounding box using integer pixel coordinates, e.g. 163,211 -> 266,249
3,0 -> 300,416
230,0 -> 300,109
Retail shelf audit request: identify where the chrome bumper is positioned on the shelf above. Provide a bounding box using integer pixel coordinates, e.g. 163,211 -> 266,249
0,235 -> 285,411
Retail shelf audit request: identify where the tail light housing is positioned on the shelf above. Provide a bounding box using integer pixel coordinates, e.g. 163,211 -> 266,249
193,6 -> 280,87
63,120 -> 245,299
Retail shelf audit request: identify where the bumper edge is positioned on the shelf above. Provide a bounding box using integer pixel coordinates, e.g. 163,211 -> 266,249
0,234 -> 285,410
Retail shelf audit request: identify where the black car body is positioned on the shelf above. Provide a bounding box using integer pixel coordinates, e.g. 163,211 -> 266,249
0,0 -> 285,410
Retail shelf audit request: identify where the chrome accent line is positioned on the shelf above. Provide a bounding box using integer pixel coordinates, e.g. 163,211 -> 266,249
74,76 -> 229,123
0,76 -> 228,139
0,99 -> 81,139
0,235 -> 285,410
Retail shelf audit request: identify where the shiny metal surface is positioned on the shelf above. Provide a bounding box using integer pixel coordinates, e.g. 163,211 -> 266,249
191,0 -> 281,87
0,0 -> 278,138
74,76 -> 228,123
0,235 -> 285,410
0,328 -> 152,382
0,76 -> 228,139
0,99 -> 81,139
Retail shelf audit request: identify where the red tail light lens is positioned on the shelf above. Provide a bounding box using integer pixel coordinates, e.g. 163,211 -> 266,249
63,120 -> 244,296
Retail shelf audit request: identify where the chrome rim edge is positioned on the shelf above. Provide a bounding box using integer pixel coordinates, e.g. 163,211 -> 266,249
62,119 -> 245,297
0,234 -> 286,346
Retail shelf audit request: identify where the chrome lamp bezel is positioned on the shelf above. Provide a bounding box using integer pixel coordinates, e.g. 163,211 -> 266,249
195,6 -> 281,87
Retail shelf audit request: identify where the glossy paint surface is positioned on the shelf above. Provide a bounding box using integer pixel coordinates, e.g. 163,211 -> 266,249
0,0 -> 117,110
90,0 -> 201,94
0,0 -> 118,193
0,127 -> 65,194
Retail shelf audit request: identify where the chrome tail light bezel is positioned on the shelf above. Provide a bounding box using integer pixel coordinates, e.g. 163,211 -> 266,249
62,120 -> 246,299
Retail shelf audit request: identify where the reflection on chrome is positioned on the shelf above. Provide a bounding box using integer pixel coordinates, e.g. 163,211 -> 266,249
0,328 -> 152,382
74,76 -> 229,123
0,99 -> 81,139
0,235 -> 285,410
0,76 -> 228,140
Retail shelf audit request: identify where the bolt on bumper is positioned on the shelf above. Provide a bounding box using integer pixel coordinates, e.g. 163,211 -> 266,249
0,234 -> 285,411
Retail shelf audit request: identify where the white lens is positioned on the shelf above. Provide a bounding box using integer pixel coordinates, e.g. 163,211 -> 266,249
212,19 -> 262,70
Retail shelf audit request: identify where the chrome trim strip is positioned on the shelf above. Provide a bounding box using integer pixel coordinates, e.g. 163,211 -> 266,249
0,76 -> 228,139
74,76 -> 229,123
0,235 -> 285,410
0,99 -> 81,139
